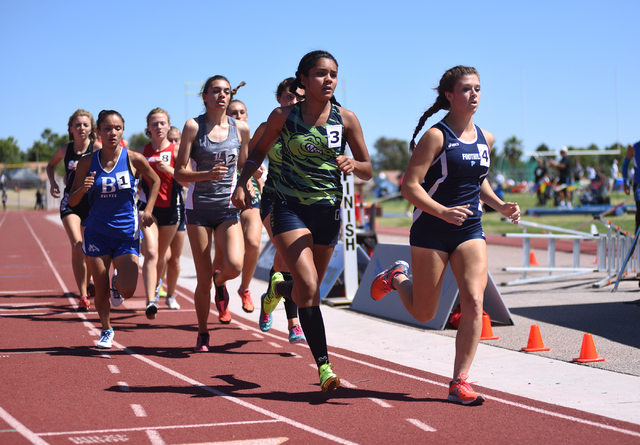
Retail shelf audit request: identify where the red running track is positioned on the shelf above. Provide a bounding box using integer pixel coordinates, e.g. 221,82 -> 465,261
1,210 -> 639,445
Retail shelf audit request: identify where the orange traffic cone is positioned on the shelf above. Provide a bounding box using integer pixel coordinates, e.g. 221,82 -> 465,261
529,251 -> 540,266
573,333 -> 605,363
521,325 -> 550,352
479,314 -> 499,340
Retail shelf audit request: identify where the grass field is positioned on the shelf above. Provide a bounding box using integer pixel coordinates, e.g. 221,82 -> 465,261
376,191 -> 636,235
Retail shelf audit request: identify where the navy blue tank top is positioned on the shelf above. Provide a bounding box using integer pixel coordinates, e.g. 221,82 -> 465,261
413,120 -> 490,231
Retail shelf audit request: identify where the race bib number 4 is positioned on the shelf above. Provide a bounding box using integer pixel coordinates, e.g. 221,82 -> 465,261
478,144 -> 490,167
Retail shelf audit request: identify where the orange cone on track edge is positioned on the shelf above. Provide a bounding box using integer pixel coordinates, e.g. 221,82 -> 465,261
480,314 -> 499,340
521,324 -> 550,352
529,251 -> 540,266
573,333 -> 605,363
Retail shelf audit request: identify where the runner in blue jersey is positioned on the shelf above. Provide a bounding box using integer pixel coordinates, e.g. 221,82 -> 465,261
623,141 -> 640,232
233,51 -> 373,393
251,77 -> 306,343
69,110 -> 160,349
371,66 -> 520,406
174,76 -> 251,352
46,109 -> 102,311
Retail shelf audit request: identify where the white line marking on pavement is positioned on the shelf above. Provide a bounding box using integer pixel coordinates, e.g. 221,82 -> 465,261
406,418 -> 437,432
0,405 -> 49,444
368,398 -> 393,408
252,333 -> 264,339
131,404 -> 147,417
268,342 -> 282,349
108,365 -> 120,374
145,429 -> 165,445
117,382 -> 130,392
38,420 -> 281,437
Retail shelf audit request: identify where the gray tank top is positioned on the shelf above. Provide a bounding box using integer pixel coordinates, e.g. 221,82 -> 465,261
185,115 -> 240,210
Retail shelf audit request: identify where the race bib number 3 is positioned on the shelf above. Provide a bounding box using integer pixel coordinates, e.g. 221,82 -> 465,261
326,125 -> 343,150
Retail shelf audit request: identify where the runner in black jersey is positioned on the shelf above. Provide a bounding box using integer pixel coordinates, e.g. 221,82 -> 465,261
233,51 -> 372,393
174,76 -> 251,352
251,77 -> 306,343
371,66 -> 521,406
46,109 -> 102,311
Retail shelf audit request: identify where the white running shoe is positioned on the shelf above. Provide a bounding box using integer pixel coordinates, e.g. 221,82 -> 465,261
97,329 -> 114,349
166,295 -> 180,310
110,271 -> 124,307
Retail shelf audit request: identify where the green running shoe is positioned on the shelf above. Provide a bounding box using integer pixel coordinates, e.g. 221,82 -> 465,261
319,362 -> 340,393
263,272 -> 284,314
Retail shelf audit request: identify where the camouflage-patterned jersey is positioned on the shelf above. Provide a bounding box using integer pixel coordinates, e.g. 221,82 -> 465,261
276,103 -> 346,206
263,138 -> 283,195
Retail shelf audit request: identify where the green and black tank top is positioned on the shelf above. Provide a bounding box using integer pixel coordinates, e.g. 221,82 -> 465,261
276,102 -> 346,206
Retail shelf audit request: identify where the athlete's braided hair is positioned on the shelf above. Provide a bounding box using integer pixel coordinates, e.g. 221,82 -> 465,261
201,76 -> 246,108
409,65 -> 479,151
289,50 -> 341,106
67,109 -> 98,142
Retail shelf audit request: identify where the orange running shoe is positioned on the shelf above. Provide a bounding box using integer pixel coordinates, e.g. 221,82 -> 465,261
238,289 -> 254,313
78,296 -> 90,312
448,373 -> 485,406
370,260 -> 409,301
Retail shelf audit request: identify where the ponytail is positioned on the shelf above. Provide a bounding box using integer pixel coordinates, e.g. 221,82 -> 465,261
410,65 -> 479,151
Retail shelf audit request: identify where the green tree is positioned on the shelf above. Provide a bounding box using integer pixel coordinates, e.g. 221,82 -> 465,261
0,137 -> 25,164
502,136 -> 524,166
372,137 -> 411,171
27,129 -> 68,163
128,132 -> 151,150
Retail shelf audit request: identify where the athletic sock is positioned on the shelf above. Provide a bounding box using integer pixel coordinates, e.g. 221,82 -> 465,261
284,298 -> 299,320
298,306 -> 329,368
276,280 -> 294,302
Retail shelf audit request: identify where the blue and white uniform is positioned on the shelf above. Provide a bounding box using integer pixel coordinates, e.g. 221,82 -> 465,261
82,148 -> 140,258
410,121 -> 490,253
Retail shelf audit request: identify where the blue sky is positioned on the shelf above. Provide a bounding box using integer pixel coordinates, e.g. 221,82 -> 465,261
1,0 -> 639,159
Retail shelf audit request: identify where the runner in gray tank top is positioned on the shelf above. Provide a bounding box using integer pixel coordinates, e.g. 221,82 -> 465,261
175,75 -> 250,352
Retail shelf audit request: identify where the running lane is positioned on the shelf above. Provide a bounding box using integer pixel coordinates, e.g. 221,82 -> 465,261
1,211 -> 639,444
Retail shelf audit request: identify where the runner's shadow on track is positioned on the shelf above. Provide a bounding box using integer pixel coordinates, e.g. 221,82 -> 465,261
125,341 -> 297,360
510,302 -> 640,348
0,346 -> 126,358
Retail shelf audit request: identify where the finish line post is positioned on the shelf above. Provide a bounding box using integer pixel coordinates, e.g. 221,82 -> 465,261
342,171 -> 358,300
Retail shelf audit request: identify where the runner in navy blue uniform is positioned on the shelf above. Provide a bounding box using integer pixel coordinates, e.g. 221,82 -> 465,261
174,76 -> 251,352
371,66 -> 520,405
233,51 -> 373,392
46,109 -> 102,311
69,110 -> 160,349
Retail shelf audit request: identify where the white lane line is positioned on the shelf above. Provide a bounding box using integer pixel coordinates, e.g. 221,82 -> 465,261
145,430 -> 165,445
175,285 -> 640,440
82,322 -> 93,328
368,398 -> 393,408
117,382 -> 130,392
289,352 -> 303,359
119,343 -> 358,445
33,227 -> 639,442
328,351 -> 640,439
38,420 -> 281,437
101,354 -> 111,359
252,333 -> 264,339
107,365 -> 120,374
340,380 -> 357,389
0,405 -> 49,445
0,212 -> 7,229
131,404 -> 147,418
268,342 -> 282,349
88,330 -> 98,336
406,418 -> 437,433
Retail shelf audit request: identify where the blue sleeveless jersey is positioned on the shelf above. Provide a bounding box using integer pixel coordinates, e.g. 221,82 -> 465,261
84,148 -> 140,240
413,121 -> 490,231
